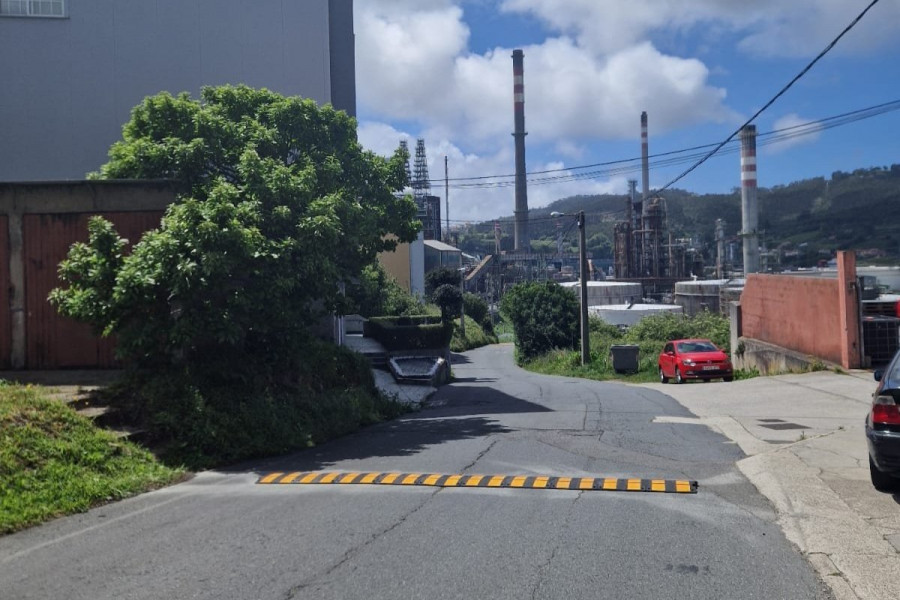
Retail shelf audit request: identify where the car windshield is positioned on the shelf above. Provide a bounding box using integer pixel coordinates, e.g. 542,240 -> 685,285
677,341 -> 717,353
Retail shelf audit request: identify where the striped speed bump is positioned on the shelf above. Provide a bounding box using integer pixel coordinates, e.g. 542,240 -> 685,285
257,472 -> 697,494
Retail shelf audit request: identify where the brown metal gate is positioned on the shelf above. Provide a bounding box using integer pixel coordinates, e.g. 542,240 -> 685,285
23,212 -> 163,369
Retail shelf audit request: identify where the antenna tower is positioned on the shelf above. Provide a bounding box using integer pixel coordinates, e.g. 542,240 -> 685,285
399,139 -> 412,186
412,139 -> 430,199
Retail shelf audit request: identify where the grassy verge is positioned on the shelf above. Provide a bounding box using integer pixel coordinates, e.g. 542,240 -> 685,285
1,382 -> 184,534
519,312 -> 759,383
451,314 -> 498,352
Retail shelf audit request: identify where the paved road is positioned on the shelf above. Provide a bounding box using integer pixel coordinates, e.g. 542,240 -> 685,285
0,344 -> 833,599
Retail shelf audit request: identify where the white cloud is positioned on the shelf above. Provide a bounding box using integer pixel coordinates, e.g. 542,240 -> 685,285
499,0 -> 900,58
358,118 -> 628,224
356,6 -> 734,145
765,113 -> 824,154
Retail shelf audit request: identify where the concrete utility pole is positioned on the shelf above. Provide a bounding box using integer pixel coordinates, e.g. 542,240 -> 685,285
444,155 -> 449,242
553,210 -> 591,365
579,210 -> 590,365
459,268 -> 466,337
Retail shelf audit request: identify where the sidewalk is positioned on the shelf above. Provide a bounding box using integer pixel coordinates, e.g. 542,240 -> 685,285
642,371 -> 900,600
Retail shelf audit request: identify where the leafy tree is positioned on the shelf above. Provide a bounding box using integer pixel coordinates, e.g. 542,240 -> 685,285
425,267 -> 461,296
53,85 -> 418,375
432,284 -> 463,323
500,281 -> 579,361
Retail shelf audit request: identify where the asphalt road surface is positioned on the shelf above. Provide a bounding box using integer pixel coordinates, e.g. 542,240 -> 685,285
0,344 -> 833,599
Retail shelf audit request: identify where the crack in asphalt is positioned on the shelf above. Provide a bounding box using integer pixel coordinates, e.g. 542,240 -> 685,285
529,491 -> 584,600
282,488 -> 441,599
460,437 -> 500,472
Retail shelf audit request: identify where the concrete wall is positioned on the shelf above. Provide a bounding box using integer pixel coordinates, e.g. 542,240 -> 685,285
737,251 -> 860,370
0,0 -> 355,182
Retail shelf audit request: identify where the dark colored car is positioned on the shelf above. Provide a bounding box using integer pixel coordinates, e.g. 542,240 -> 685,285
658,338 -> 734,384
866,353 -> 900,491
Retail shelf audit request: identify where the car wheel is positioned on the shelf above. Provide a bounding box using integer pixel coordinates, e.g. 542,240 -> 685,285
870,457 -> 898,492
675,367 -> 684,384
659,367 -> 669,384
724,376 -> 734,382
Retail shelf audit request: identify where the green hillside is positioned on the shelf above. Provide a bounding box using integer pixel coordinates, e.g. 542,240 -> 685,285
456,164 -> 900,268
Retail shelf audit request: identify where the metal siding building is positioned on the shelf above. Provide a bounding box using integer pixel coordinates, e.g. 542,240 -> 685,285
0,0 -> 356,182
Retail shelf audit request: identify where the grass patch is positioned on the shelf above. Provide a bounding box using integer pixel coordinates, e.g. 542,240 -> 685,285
451,314 -> 498,352
493,316 -> 515,342
0,382 -> 184,534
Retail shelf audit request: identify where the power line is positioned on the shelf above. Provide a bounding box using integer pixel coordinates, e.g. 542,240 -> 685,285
430,97 -> 899,191
657,0 -> 882,193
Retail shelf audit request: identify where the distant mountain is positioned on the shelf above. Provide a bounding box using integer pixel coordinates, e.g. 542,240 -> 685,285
455,164 -> 900,268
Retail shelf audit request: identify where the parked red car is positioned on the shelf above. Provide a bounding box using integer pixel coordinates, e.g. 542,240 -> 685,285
658,339 -> 734,384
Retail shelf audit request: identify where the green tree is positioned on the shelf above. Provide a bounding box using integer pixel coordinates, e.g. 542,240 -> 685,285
425,267 -> 461,296
52,85 -> 418,390
432,284 -> 463,323
500,281 -> 579,361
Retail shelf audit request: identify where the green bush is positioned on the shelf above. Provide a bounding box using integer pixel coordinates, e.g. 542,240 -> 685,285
364,317 -> 453,352
351,263 -> 424,318
500,281 -> 579,361
433,284 -> 463,323
624,310 -> 730,352
463,293 -> 493,327
114,341 -> 408,469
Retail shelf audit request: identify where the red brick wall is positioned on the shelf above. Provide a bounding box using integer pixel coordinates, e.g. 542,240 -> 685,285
741,273 -> 844,365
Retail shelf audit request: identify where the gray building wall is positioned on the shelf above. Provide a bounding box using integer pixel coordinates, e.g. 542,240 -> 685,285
0,0 -> 356,182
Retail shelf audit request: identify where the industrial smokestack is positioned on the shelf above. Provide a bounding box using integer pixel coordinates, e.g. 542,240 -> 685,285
740,125 -> 760,274
512,49 -> 529,252
715,219 -> 725,278
641,111 -> 650,204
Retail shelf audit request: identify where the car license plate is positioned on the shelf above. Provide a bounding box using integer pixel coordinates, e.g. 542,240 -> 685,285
702,365 -> 718,371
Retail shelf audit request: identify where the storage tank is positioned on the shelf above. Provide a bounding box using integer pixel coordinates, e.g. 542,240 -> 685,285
590,304 -> 683,327
674,279 -> 735,316
560,281 -> 642,306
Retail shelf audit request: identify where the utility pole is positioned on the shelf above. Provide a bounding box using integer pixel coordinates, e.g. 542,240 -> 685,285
579,211 -> 590,365
444,156 -> 449,243
459,268 -> 466,337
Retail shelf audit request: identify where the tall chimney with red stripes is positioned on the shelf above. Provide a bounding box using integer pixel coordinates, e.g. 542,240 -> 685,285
740,125 -> 760,274
512,49 -> 529,252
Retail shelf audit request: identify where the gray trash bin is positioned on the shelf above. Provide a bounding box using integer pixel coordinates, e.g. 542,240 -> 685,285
610,344 -> 640,373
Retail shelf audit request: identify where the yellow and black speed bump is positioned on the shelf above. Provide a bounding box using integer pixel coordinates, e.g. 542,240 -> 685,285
256,472 -> 697,494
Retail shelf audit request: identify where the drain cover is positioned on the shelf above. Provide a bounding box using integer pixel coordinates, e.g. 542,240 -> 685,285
759,422 -> 810,430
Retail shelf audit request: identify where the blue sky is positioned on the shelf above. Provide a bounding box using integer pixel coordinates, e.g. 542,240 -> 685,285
354,0 -> 900,225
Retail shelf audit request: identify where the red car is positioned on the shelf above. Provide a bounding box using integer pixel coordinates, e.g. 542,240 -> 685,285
658,338 -> 733,384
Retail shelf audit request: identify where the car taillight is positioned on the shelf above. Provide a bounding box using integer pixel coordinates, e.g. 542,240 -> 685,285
873,394 -> 900,425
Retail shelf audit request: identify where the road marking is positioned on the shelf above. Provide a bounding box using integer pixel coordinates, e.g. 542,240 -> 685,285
257,472 -> 698,494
